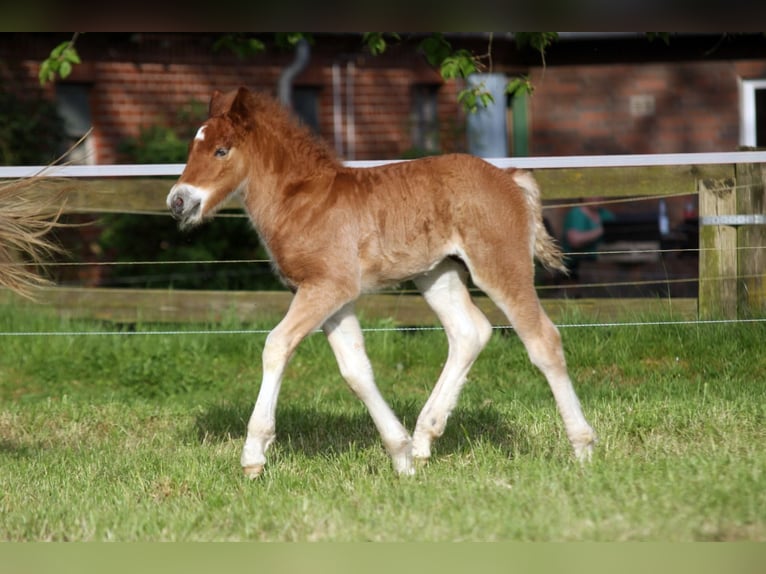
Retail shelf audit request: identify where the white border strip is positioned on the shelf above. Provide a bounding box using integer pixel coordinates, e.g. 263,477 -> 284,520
2,151 -> 766,179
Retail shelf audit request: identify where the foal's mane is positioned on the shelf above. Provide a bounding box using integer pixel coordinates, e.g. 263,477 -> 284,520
245,90 -> 342,172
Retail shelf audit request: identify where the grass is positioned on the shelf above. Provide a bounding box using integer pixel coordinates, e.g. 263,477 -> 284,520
0,302 -> 764,541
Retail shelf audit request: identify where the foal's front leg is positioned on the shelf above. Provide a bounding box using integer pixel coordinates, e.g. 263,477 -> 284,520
241,286 -> 347,479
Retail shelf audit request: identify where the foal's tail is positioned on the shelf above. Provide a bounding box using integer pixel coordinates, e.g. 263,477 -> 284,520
510,169 -> 569,275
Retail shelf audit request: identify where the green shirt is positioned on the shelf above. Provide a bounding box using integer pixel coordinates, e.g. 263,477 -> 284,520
561,206 -> 615,269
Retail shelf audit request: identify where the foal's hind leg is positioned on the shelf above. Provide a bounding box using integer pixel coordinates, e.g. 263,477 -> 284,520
469,260 -> 597,461
323,304 -> 413,475
515,302 -> 597,460
411,259 -> 493,462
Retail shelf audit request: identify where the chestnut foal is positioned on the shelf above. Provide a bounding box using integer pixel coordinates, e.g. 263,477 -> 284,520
167,87 -> 596,478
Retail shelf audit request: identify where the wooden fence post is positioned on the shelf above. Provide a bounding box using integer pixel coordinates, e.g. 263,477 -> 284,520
736,162 -> 766,318
698,177 -> 738,320
699,165 -> 766,320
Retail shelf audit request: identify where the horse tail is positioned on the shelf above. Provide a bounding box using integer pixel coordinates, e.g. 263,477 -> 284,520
0,177 -> 66,299
510,168 -> 569,275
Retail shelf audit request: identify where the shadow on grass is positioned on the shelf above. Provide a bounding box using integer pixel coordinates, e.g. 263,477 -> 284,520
193,399 -> 530,459
0,439 -> 34,459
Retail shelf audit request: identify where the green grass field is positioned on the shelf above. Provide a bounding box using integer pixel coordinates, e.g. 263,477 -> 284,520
0,303 -> 764,541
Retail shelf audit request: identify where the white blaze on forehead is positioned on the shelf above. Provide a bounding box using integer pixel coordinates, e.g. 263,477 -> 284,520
194,125 -> 207,141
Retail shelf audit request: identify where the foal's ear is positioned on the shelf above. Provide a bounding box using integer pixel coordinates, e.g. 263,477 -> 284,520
208,89 -> 239,117
228,87 -> 255,122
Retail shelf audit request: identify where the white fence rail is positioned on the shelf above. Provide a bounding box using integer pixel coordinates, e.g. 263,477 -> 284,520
3,151 -> 766,179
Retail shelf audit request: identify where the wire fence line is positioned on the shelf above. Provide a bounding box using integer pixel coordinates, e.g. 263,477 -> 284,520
61,189 -> 702,217
1,317 -> 765,339
8,243 -> 765,268
14,243 -> 754,295
3,152 -> 765,336
5,153 -> 715,284
0,260 -> 721,295
3,242 -> 739,296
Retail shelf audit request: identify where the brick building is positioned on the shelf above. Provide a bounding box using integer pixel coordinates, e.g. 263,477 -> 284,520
2,33 -> 766,164
524,34 -> 766,156
1,33 -> 466,164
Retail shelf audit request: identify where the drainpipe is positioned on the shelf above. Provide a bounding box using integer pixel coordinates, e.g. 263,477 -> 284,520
278,38 -> 311,107
345,59 -> 356,160
465,73 -> 508,158
332,62 -> 344,156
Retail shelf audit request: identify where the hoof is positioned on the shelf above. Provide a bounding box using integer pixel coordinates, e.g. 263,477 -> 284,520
575,444 -> 593,463
242,463 -> 264,479
396,465 -> 416,477
573,432 -> 598,463
413,456 -> 429,467
391,450 -> 415,477
412,430 -> 432,462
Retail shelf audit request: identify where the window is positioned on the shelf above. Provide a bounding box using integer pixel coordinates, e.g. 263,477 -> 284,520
292,86 -> 320,133
739,78 -> 766,148
55,83 -> 94,164
411,84 -> 440,154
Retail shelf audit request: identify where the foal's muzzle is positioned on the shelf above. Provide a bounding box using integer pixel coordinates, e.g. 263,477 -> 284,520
166,184 -> 203,227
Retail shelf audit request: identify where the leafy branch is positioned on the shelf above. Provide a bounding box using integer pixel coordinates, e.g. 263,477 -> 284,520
37,32 -> 559,112
38,33 -> 81,85
416,34 -> 490,113
513,32 -> 558,69
212,34 -> 266,59
212,33 -> 315,58
362,33 -> 400,56
416,33 -> 553,113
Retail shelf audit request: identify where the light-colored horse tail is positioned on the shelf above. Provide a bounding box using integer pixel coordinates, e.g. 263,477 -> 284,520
0,176 -> 66,299
510,168 -> 568,275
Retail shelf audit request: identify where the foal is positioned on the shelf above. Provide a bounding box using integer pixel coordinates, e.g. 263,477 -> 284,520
167,87 -> 597,478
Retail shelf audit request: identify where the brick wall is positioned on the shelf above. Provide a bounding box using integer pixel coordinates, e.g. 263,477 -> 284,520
1,34 -> 465,165
3,34 -> 766,164
527,60 -> 751,156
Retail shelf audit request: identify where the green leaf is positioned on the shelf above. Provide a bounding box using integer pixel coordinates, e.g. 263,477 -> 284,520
50,40 -> 69,59
440,49 -> 480,81
506,76 -> 534,97
285,33 -> 304,46
38,60 -> 52,85
59,60 -> 72,79
213,34 -> 265,59
364,32 -> 400,56
479,91 -> 495,107
39,38 -> 81,84
457,84 -> 495,114
247,38 -> 265,52
419,33 -> 452,67
64,47 -> 81,64
515,32 -> 558,55
439,57 -> 459,79
363,33 -> 387,55
274,32 -> 313,50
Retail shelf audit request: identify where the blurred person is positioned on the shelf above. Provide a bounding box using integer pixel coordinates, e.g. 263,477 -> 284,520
561,197 -> 615,279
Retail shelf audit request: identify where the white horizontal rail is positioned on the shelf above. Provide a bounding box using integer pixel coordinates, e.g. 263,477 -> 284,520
2,151 -> 766,179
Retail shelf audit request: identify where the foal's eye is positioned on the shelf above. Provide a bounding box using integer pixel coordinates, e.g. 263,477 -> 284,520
214,147 -> 229,158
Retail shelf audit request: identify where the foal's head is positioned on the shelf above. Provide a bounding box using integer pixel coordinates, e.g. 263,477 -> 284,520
167,87 -> 254,229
